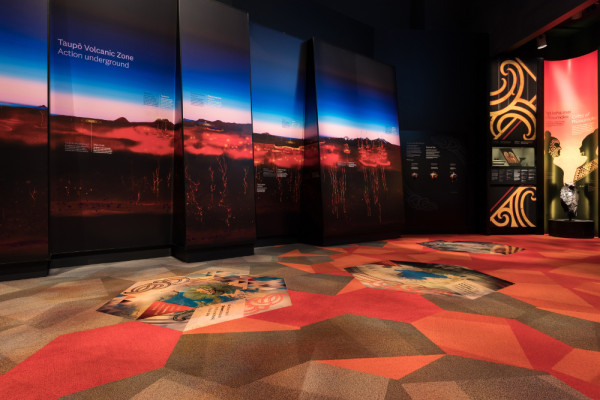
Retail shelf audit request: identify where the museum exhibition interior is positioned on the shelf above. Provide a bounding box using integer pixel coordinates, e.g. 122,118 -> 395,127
1,0 -> 600,398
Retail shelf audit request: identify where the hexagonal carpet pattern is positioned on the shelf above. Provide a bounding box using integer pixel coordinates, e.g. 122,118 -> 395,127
0,234 -> 599,399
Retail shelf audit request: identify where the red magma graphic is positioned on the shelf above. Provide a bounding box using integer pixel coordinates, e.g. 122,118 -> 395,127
49,115 -> 174,218
0,105 -> 48,262
50,116 -> 174,156
182,120 -> 255,245
0,106 -> 48,146
184,124 -> 252,160
253,138 -> 304,204
320,138 -> 398,223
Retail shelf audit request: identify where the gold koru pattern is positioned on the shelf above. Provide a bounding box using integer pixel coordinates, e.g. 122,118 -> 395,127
490,186 -> 536,228
490,58 -> 537,141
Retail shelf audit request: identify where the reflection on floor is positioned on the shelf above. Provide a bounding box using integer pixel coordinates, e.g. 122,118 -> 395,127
0,234 -> 599,399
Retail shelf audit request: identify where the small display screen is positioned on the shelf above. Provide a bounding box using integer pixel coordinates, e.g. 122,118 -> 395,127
500,148 -> 521,166
491,147 -> 534,167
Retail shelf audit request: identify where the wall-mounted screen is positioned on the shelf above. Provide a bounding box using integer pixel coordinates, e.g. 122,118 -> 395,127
49,0 -> 177,254
250,24 -> 305,239
0,0 -> 48,271
311,40 -> 403,241
178,0 -> 255,251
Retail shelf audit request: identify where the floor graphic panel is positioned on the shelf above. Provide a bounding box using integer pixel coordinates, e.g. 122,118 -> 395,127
419,240 -> 525,254
97,272 -> 291,330
346,260 -> 513,299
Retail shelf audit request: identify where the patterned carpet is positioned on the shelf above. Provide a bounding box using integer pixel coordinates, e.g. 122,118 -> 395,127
0,234 -> 599,399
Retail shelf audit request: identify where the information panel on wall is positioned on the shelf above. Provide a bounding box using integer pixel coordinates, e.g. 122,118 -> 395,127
250,24 -> 305,239
0,0 -> 48,275
544,51 -> 598,232
402,131 -> 467,233
49,0 -> 177,254
176,0 -> 255,255
311,40 -> 403,242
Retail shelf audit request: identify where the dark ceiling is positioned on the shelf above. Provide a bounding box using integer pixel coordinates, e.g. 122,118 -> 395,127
220,0 -> 599,57
316,0 -> 600,58
516,2 -> 600,59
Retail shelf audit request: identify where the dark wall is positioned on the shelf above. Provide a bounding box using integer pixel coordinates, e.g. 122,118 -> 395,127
374,29 -> 488,132
217,0 -> 375,57
408,0 -> 473,31
316,0 -> 412,31
375,29 -> 489,233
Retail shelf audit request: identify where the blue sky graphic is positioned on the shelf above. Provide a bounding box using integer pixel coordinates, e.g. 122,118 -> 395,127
179,0 -> 251,123
0,1 -> 47,105
49,0 -> 176,119
180,36 -> 251,118
314,41 -> 400,142
250,24 -> 305,136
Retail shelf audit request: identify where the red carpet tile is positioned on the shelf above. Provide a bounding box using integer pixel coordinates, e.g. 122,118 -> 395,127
553,348 -> 600,385
318,354 -> 445,380
0,322 -> 180,400
0,234 -> 598,399
413,310 -> 534,369
337,277 -> 369,294
184,316 -> 299,334
252,288 -> 443,327
506,319 -> 572,371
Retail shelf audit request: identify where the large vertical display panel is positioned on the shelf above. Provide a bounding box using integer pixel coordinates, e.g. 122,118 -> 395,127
49,0 -> 177,255
311,40 -> 403,243
487,58 -> 538,234
544,52 -> 598,233
176,0 -> 255,259
250,24 -> 305,239
0,1 -> 48,278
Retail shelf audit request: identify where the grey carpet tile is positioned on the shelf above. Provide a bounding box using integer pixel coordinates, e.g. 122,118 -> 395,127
276,255 -> 334,265
284,273 -> 353,295
421,291 -> 536,319
0,353 -> 18,375
457,375 -> 590,400
257,361 -> 389,400
100,277 -> 138,296
166,314 -> 442,388
517,308 -> 600,352
26,296 -> 109,329
0,315 -> 23,333
255,243 -> 343,256
60,368 -> 169,400
355,241 -> 389,248
398,355 -> 546,384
